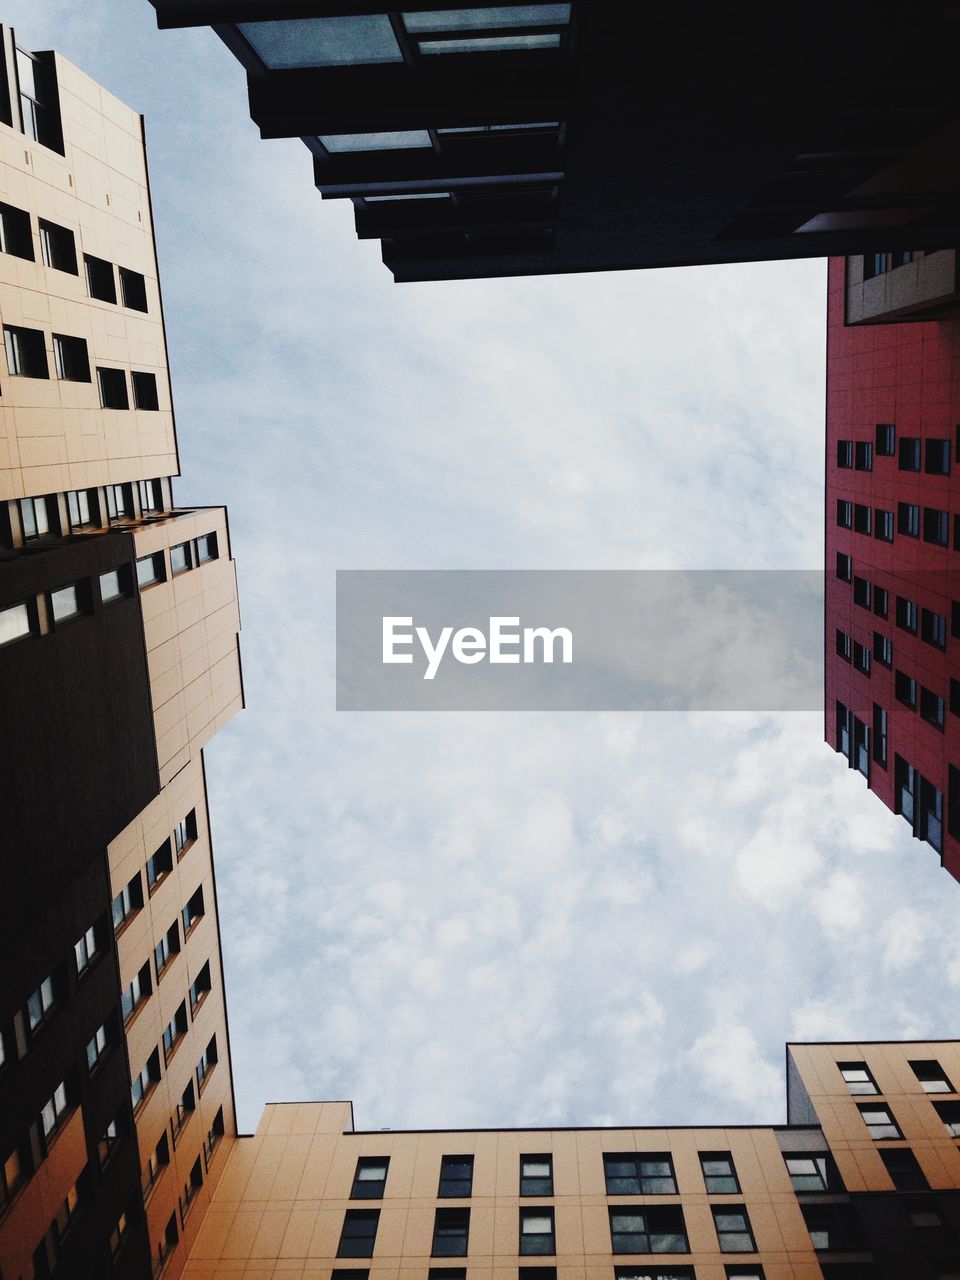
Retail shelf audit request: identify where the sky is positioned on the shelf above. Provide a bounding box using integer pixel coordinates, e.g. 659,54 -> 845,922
17,0 -> 960,1134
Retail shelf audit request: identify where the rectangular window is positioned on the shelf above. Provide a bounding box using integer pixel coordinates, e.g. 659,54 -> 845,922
196,1037 -> 219,1094
67,488 -> 96,528
20,495 -> 53,539
432,1208 -> 470,1256
520,1207 -> 555,1255
895,670 -> 917,710
616,1271 -> 694,1280
74,924 -> 98,975
0,600 -> 31,647
182,885 -> 205,935
106,483 -> 131,520
174,1079 -> 196,1136
836,630 -> 851,661
206,1107 -> 225,1164
121,961 -> 151,1022
40,1079 -> 69,1140
98,1115 -> 122,1169
784,1155 -> 828,1192
119,267 -> 148,312
138,478 -> 162,512
853,503 -> 871,535
17,49 -> 59,149
112,873 -> 143,931
520,1154 -> 553,1196
873,704 -> 888,768
952,679 -> 960,719
836,440 -> 852,468
604,1153 -> 677,1195
853,641 -> 870,675
933,1101 -> 960,1137
39,218 -> 77,273
195,531 -> 219,563
836,499 -> 852,528
171,541 -> 194,575
86,1021 -> 109,1072
876,423 -> 896,455
27,973 -> 57,1031
921,608 -> 947,649
132,370 -> 159,409
801,1204 -> 857,1251
926,439 -> 951,474
712,1207 -> 756,1253
162,1002 -> 188,1061
98,366 -> 129,409
873,632 -> 892,667
53,333 -> 90,381
609,1206 -> 688,1254
875,508 -> 894,541
858,1103 -> 901,1139
339,1210 -> 381,1258
146,839 -> 173,892
0,201 -> 34,259
898,502 -> 920,537
136,552 -> 165,589
854,441 -> 873,471
880,1147 -> 929,1191
920,686 -> 945,730
874,586 -> 889,619
700,1152 -> 740,1194
836,700 -> 850,758
896,596 -> 918,633
352,1157 -> 389,1198
50,582 -> 84,625
155,921 -> 181,979
910,1060 -> 955,1094
836,552 -> 852,582
85,253 -> 117,302
899,437 -> 921,470
99,566 -> 130,604
190,961 -> 211,1013
924,507 -> 950,546
839,1062 -> 878,1094
4,324 -> 48,377
175,810 -> 198,856
439,1155 -> 474,1197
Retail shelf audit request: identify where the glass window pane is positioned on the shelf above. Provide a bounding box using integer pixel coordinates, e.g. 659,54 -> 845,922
0,602 -> 30,646
320,130 -> 433,153
365,192 -> 451,201
419,33 -> 561,53
51,584 -> 79,622
239,16 -> 402,68
99,569 -> 122,602
405,6 -> 571,32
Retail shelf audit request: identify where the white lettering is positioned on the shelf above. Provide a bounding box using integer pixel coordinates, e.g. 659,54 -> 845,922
382,616 -> 414,664
417,625 -> 453,681
381,617 -> 574,679
523,626 -> 573,664
452,627 -> 486,664
489,616 -> 521,664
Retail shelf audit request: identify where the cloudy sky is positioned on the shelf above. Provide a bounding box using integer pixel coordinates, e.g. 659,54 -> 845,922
18,1 -> 960,1133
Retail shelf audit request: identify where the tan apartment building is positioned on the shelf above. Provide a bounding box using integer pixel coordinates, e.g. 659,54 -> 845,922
0,23 -> 241,1280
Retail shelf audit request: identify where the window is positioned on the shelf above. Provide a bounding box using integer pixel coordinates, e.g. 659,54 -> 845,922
895,670 -> 917,710
911,1060 -> 955,1094
953,679 -> 960,718
801,1204 -> 858,1251
110,1206 -> 131,1257
206,1107 -> 225,1164
27,973 -> 57,1032
853,503 -> 871,535
0,601 -> 31,647
195,531 -> 219,563
40,1079 -> 70,1140
67,488 -> 97,528
53,333 -> 90,381
854,441 -> 873,471
712,1206 -> 756,1252
609,1206 -> 688,1254
432,1207 -> 470,1256
875,508 -> 894,541
922,608 -> 947,649
131,1049 -> 160,1111
853,641 -> 870,675
86,1021 -> 109,1072
405,4 -> 570,54
339,1209 -> 380,1257
112,873 -> 143,931
106,483 -> 131,520
836,629 -> 851,661
898,502 -> 920,537
34,1181 -> 81,1273
785,1155 -> 829,1191
924,507 -> 950,546
121,962 -> 151,1023
16,48 -> 59,149
146,839 -> 173,892
896,596 -> 918,633
873,704 -> 888,768
119,267 -> 148,312
182,885 -> 205,935
920,686 -> 945,730
175,810 -> 198,856
836,701 -> 851,758
836,440 -> 852,468
99,566 -> 130,604
836,552 -> 852,582
429,1272 -> 465,1280
4,324 -> 48,377
0,201 -> 33,259
616,1271 -> 695,1280
162,1002 -> 188,1061
880,1148 -> 929,1191
136,552 -> 165,588
155,920 -> 181,979
143,1132 -> 170,1199
520,1154 -> 553,1196
852,714 -> 869,778
520,1207 -> 555,1255
181,1154 -> 204,1220
352,1157 -> 389,1198
84,253 -> 116,302
840,1062 -> 878,1094
239,15 -> 404,69
700,1152 -> 740,1193
439,1155 -> 474,1197
171,540 -> 194,575
74,924 -> 99,975
320,129 -> 433,152
138,478 -> 163,512
926,439 -> 951,474
50,582 -> 84,625
98,366 -> 129,408
874,586 -> 889,619
899,437 -> 921,470
20,490 -> 53,541
39,219 -> 77,273
873,632 -> 892,668
858,1103 -> 901,1139
897,756 -> 943,851
607,1153 -> 677,1195
876,423 -> 896,455
836,499 -> 852,528
907,1199 -> 945,1230
132,370 -> 159,409
934,1101 -> 960,1137
174,1079 -> 196,1137
98,1115 -> 122,1168
190,961 -> 211,1013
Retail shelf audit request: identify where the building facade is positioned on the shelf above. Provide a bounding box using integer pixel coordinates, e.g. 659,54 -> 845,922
174,1040 -> 960,1280
825,251 -> 960,885
0,26 -> 241,1280
147,1 -> 960,284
